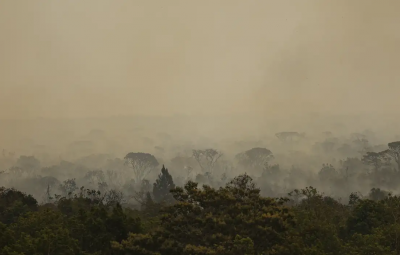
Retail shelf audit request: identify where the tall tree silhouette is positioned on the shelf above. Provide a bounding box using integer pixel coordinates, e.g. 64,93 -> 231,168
153,165 -> 175,204
124,152 -> 159,182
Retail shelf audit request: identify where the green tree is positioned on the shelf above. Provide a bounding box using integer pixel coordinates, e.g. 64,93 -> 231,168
346,199 -> 390,236
0,209 -> 80,255
0,187 -> 38,224
289,187 -> 347,255
153,165 -> 175,204
114,174 -> 297,255
111,233 -> 160,255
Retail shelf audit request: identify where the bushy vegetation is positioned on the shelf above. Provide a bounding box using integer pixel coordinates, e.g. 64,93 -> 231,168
2,172 -> 400,254
2,131 -> 400,253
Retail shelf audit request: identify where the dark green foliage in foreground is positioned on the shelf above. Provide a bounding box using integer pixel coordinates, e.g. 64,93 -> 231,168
3,172 -> 400,254
0,187 -> 142,255
0,187 -> 38,225
152,165 -> 175,204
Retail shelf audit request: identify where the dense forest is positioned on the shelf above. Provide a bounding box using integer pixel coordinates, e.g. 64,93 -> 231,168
1,0 -> 399,253
1,129 -> 400,254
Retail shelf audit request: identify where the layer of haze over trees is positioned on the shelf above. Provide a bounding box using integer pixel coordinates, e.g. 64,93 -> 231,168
1,0 -> 400,254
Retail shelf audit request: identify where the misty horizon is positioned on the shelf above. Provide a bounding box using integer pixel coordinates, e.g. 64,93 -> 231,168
1,0 -> 400,199
1,0 -> 400,121
1,2 -> 400,253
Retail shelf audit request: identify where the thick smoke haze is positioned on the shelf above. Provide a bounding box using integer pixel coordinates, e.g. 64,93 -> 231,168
1,1 -> 400,206
0,1 -> 400,162
1,0 -> 399,120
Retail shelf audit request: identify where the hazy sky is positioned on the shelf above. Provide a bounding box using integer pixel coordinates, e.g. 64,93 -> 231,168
0,1 -> 399,119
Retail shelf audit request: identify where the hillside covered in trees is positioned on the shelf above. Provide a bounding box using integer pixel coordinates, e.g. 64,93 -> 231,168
1,0 -> 400,253
1,170 -> 400,254
1,122 -> 400,254
2,132 -> 400,254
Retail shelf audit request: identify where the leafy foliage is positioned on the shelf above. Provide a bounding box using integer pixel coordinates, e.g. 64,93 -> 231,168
116,174 -> 297,254
152,165 -> 175,204
124,152 -> 159,182
0,186 -> 143,255
235,147 -> 274,170
192,149 -> 222,173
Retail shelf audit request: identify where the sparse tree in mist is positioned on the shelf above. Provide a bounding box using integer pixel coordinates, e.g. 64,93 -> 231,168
16,155 -> 41,173
171,155 -> 196,170
362,151 -> 389,173
104,189 -> 125,207
43,184 -> 53,204
350,133 -> 367,141
7,166 -> 24,176
384,141 -> 400,172
368,188 -> 390,201
192,149 -> 222,173
105,169 -> 124,188
318,164 -> 337,181
153,165 -> 175,204
195,172 -> 213,184
84,170 -> 105,187
348,133 -> 372,155
36,176 -> 58,200
337,143 -> 354,156
124,152 -> 159,182
170,155 -> 196,180
132,179 -> 153,208
59,178 -> 77,198
38,176 -> 60,188
340,157 -> 363,172
184,165 -> 194,181
98,181 -> 108,194
235,147 -> 274,170
353,138 -> 371,155
221,172 -> 228,182
262,162 -> 281,178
